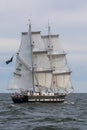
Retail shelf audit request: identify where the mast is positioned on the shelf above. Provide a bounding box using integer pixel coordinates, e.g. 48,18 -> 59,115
48,21 -> 51,49
28,20 -> 35,92
47,23 -> 53,88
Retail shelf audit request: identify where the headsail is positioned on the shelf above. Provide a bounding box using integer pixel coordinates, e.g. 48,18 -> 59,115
8,25 -> 33,91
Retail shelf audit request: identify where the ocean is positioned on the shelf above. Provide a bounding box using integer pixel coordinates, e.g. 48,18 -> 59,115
0,93 -> 87,130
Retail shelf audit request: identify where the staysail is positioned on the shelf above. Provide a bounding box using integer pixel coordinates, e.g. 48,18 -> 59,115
8,26 -> 33,91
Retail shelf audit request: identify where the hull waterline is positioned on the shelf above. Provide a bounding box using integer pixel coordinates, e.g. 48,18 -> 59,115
11,94 -> 66,103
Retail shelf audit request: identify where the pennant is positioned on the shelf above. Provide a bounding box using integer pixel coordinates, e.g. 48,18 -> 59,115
6,56 -> 13,64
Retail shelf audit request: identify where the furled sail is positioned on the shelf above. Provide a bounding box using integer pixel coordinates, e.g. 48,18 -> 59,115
8,31 -> 33,90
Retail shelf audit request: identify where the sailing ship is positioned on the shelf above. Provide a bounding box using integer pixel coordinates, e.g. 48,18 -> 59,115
9,22 -> 73,103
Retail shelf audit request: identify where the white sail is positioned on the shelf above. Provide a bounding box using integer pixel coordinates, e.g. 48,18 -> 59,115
33,51 -> 52,89
52,54 -> 70,72
31,31 -> 53,90
51,35 -> 64,53
8,24 -> 73,94
32,32 -> 46,52
19,32 -> 32,67
42,35 -> 64,53
33,53 -> 51,71
53,73 -> 71,89
41,32 -> 72,92
9,32 -> 33,90
34,72 -> 52,88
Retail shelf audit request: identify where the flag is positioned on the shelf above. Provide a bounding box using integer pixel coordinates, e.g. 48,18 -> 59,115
6,56 -> 13,64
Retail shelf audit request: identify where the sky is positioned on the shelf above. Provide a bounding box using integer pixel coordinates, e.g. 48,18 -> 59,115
0,0 -> 87,93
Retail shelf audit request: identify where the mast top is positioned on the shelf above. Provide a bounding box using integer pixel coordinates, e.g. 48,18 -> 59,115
48,20 -> 51,37
28,19 -> 31,34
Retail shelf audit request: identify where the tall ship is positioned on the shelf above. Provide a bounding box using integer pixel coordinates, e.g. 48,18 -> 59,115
8,22 -> 73,103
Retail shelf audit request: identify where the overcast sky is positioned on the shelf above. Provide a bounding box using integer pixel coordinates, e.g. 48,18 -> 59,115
0,0 -> 87,93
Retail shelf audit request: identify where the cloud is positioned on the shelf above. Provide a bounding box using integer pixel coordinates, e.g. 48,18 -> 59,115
0,0 -> 87,93
74,81 -> 87,93
0,66 -> 13,70
62,42 -> 87,53
0,0 -> 87,32
68,54 -> 87,64
0,38 -> 20,53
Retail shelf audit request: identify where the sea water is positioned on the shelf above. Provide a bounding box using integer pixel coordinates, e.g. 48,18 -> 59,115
0,93 -> 87,130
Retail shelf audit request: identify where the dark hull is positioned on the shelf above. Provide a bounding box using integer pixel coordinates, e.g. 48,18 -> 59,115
11,95 -> 28,103
11,94 -> 66,103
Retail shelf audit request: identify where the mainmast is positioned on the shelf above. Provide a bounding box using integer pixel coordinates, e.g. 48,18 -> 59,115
47,22 -> 53,88
28,20 -> 35,92
47,22 -> 53,51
